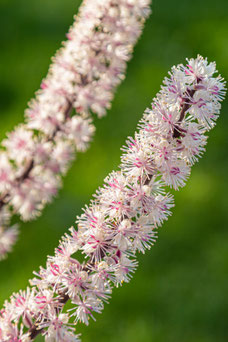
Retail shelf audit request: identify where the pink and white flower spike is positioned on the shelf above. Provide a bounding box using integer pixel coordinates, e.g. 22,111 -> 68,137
0,55 -> 225,341
0,0 -> 152,260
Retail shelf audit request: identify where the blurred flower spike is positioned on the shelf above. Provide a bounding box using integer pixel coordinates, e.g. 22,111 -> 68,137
0,0 -> 151,260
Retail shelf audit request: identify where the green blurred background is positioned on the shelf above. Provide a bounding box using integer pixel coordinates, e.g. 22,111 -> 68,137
0,0 -> 228,341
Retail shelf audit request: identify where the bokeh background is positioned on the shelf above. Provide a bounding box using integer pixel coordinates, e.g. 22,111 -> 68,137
0,0 -> 228,341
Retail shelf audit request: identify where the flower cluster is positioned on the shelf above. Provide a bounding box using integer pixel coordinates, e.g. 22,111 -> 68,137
0,0 -> 151,259
0,56 -> 225,341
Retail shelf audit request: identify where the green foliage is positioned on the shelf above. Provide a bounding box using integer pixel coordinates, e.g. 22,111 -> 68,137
0,0 -> 228,341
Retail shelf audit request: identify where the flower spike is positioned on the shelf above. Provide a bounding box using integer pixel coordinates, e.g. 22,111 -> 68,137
0,55 -> 225,341
0,0 -> 151,260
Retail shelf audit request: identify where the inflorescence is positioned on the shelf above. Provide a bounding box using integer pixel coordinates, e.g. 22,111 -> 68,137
0,56 -> 225,341
0,0 -> 151,260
